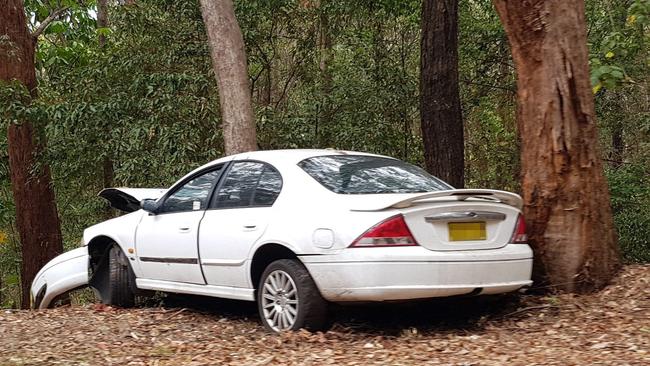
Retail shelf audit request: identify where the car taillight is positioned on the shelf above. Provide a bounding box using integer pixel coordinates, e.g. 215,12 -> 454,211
350,215 -> 419,247
510,214 -> 528,244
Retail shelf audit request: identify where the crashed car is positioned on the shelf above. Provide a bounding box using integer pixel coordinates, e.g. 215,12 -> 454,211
32,149 -> 533,332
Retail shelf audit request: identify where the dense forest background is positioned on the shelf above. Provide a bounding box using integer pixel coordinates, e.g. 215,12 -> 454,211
0,0 -> 648,307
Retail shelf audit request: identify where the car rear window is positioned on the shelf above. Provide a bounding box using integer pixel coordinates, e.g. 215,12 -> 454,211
298,155 -> 452,194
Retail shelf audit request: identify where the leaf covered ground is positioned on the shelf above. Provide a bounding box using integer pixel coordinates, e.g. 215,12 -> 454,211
1,265 -> 648,365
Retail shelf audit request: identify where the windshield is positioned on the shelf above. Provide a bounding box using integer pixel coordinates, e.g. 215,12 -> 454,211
298,155 -> 453,194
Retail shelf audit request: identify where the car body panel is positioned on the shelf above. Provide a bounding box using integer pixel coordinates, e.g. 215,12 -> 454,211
31,246 -> 89,309
83,210 -> 146,276
199,206 -> 272,288
135,210 -> 206,283
401,201 -> 520,251
302,244 -> 533,301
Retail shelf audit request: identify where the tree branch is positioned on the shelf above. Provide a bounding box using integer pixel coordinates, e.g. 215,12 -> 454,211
31,7 -> 69,41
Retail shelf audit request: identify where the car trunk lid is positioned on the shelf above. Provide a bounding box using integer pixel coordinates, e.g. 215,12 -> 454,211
401,202 -> 519,251
349,189 -> 522,251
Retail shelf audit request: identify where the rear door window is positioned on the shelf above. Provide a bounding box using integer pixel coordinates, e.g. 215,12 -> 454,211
212,161 -> 282,209
298,155 -> 452,194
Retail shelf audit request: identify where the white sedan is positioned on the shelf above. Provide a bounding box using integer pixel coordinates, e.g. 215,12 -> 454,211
31,149 -> 532,332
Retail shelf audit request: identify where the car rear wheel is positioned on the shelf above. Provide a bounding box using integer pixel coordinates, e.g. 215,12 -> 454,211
257,259 -> 328,332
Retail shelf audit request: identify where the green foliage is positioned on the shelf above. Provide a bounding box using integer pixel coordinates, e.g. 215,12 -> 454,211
588,0 -> 649,93
607,164 -> 650,263
586,0 -> 650,263
0,0 -> 648,307
459,0 -> 519,191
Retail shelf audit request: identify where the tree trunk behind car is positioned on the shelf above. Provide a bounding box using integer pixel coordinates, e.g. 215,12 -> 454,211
1,0 -> 64,308
420,0 -> 465,188
200,0 -> 258,155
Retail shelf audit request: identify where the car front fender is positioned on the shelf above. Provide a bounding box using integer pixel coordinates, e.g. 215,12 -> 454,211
31,246 -> 89,309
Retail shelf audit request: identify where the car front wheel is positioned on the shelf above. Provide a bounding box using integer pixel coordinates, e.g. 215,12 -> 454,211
257,259 -> 328,332
101,244 -> 136,307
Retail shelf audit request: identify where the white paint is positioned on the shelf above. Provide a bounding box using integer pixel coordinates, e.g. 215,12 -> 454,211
34,149 -> 533,310
313,228 -> 335,249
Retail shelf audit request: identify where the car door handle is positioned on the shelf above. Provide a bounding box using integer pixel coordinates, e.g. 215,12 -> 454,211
243,225 -> 257,230
179,227 -> 191,233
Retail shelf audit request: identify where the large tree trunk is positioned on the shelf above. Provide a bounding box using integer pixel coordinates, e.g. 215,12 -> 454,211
420,0 -> 464,188
200,0 -> 257,155
1,0 -> 64,308
493,0 -> 620,292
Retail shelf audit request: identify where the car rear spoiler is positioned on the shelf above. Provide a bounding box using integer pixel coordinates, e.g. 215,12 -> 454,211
351,189 -> 523,211
98,188 -> 167,213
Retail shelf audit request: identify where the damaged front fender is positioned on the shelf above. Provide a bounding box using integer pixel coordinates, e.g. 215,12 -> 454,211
30,247 -> 89,309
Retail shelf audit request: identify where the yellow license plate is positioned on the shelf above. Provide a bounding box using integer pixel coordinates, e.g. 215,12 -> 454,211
448,222 -> 486,241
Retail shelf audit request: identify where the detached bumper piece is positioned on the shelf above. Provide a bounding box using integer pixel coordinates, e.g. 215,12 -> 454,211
30,247 -> 90,309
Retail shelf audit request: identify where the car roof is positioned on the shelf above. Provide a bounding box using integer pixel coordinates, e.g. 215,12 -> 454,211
212,149 -> 389,166
176,149 -> 392,187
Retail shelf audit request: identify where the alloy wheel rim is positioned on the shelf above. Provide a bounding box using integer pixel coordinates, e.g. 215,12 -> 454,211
261,270 -> 299,332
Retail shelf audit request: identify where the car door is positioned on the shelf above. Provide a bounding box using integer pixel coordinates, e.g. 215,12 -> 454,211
135,166 -> 225,284
199,161 -> 283,288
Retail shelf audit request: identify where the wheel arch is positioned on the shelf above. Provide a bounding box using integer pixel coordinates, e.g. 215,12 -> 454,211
250,243 -> 299,289
87,234 -> 120,273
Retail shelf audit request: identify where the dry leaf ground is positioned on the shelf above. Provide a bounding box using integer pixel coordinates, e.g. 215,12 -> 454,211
1,265 -> 648,365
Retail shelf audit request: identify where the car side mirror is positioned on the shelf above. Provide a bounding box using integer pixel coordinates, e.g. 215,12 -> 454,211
141,198 -> 160,214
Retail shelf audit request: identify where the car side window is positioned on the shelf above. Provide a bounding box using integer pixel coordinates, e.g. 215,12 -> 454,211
252,165 -> 282,206
213,161 -> 282,209
161,167 -> 223,214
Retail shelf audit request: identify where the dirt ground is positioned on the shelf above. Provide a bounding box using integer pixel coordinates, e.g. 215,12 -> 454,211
1,265 -> 648,365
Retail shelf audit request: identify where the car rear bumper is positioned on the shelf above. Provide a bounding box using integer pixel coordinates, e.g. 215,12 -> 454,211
301,245 -> 533,302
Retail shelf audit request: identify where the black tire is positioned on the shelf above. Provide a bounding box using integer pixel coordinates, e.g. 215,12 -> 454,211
104,245 -> 136,307
257,259 -> 328,332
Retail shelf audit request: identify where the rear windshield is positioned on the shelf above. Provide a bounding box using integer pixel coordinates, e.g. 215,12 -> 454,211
298,155 -> 452,194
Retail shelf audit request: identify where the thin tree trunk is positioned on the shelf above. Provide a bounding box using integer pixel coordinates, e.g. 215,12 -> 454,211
262,67 -> 272,107
1,0 -> 64,309
610,118 -> 624,168
97,0 -> 109,47
493,0 -> 620,292
317,2 -> 333,148
420,0 -> 464,188
97,0 -> 115,220
200,0 -> 257,155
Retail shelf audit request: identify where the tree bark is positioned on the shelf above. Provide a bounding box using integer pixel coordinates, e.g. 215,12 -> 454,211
97,0 -> 109,47
610,121 -> 624,168
493,0 -> 620,292
200,0 -> 257,155
420,0 -> 464,188
97,0 -> 115,221
316,0 -> 333,148
1,0 -> 64,308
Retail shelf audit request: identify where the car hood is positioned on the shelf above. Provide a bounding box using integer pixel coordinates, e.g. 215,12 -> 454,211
98,188 -> 167,213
